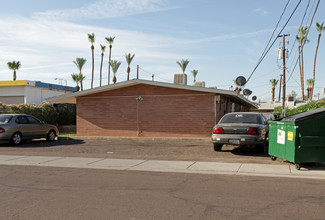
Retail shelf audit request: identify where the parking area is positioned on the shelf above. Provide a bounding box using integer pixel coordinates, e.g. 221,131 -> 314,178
0,137 -> 284,164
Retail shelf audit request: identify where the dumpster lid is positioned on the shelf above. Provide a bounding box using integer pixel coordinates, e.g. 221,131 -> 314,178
280,108 -> 325,122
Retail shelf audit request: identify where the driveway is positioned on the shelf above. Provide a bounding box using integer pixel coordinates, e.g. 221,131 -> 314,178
0,137 -> 283,164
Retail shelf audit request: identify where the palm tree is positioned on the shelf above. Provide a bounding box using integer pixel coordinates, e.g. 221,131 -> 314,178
176,59 -> 190,74
125,53 -> 135,81
88,33 -> 95,89
269,78 -> 279,102
110,60 -> 121,84
7,61 -> 21,80
306,78 -> 314,101
73,58 -> 87,91
99,44 -> 106,87
191,69 -> 198,83
105,36 -> 115,85
71,73 -> 80,91
296,26 -> 308,101
312,22 -> 325,100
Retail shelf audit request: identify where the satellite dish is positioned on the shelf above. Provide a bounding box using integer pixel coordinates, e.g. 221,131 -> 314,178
243,89 -> 252,96
236,76 -> 246,86
252,96 -> 257,101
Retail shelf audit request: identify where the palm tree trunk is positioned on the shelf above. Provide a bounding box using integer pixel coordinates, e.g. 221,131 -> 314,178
301,46 -> 305,101
108,45 -> 112,85
100,53 -> 104,87
80,78 -> 83,91
272,87 -> 275,102
312,34 -> 321,101
127,66 -> 130,80
13,70 -> 16,81
298,45 -> 304,101
91,46 -> 94,89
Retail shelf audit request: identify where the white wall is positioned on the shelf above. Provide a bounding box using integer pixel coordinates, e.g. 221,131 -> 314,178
0,85 -> 74,105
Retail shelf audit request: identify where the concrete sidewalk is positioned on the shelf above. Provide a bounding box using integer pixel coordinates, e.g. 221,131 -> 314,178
0,154 -> 325,180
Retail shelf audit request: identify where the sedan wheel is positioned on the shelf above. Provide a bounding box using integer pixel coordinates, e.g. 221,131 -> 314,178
213,144 -> 223,151
11,133 -> 22,145
47,130 -> 56,142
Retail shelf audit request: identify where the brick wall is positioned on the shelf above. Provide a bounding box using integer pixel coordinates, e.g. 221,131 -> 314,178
77,84 -> 215,137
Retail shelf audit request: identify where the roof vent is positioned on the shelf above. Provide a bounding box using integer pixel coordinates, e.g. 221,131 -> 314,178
174,74 -> 187,85
194,81 -> 205,87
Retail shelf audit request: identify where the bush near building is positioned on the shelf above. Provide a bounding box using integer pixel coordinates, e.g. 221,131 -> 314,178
53,103 -> 76,125
0,102 -> 59,125
274,99 -> 325,116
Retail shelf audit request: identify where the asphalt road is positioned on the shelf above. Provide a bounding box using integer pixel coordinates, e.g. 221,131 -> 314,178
1,165 -> 325,220
0,137 -> 284,164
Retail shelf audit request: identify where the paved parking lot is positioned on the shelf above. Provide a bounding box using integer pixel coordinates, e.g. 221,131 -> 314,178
0,137 -> 283,164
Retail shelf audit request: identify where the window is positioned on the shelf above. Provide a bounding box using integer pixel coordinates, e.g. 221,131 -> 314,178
27,116 -> 40,124
15,116 -> 29,124
220,114 -> 261,124
0,115 -> 13,124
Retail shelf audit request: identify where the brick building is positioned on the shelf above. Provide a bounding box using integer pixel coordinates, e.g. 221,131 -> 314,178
48,79 -> 256,137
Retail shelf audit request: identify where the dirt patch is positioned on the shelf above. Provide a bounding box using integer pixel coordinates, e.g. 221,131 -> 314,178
0,137 -> 284,164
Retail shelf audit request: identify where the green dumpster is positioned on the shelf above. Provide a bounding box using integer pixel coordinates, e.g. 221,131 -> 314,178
268,108 -> 325,170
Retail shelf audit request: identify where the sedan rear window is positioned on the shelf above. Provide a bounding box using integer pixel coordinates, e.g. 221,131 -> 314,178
220,114 -> 261,124
0,115 -> 13,124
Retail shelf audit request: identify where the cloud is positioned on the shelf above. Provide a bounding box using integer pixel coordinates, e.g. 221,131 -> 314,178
254,7 -> 268,16
33,0 -> 170,21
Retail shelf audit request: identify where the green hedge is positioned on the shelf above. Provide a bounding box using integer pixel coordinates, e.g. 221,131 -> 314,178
0,102 -> 59,125
274,99 -> 325,116
54,104 -> 76,125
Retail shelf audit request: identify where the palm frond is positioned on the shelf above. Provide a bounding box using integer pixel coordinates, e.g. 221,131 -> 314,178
88,33 -> 95,44
100,44 -> 106,53
73,58 -> 87,73
109,60 -> 121,74
125,53 -> 135,66
191,69 -> 198,80
176,59 -> 190,73
105,36 -> 115,45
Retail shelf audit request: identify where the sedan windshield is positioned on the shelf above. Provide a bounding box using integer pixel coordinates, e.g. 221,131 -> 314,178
220,114 -> 261,124
0,115 -> 13,124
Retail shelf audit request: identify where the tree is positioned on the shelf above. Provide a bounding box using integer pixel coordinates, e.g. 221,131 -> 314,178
7,61 -> 21,81
109,60 -> 121,84
306,78 -> 314,101
312,22 -> 325,100
88,33 -> 95,89
191,69 -> 198,83
71,73 -> 80,91
269,78 -> 279,102
99,44 -> 106,87
73,58 -> 87,91
105,36 -> 115,85
125,53 -> 135,81
296,26 -> 308,101
176,59 -> 190,74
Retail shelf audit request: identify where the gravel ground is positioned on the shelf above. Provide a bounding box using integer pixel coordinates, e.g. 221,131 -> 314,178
0,137 -> 285,164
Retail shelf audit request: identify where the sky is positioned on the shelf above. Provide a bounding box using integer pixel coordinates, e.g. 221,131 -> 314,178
0,0 -> 324,102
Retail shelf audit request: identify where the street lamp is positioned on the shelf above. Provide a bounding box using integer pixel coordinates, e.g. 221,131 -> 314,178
54,78 -> 67,86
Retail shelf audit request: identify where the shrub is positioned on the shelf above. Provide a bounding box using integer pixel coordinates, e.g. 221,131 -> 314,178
274,99 -> 325,117
0,102 -> 58,125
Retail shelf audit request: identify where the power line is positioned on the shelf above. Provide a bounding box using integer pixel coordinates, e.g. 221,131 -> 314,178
246,0 -> 302,83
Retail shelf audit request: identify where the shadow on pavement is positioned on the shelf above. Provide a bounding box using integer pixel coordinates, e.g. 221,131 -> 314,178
230,145 -> 270,158
0,138 -> 85,148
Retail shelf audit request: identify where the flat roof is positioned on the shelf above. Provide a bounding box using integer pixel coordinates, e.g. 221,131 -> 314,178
0,80 -> 77,92
47,79 -> 257,108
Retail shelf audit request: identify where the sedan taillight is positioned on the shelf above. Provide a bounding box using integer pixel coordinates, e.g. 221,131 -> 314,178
213,127 -> 224,134
0,127 -> 5,133
247,128 -> 261,135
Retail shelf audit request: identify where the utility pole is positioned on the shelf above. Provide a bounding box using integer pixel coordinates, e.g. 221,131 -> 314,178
278,74 -> 282,102
137,65 -> 139,80
278,34 -> 290,117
